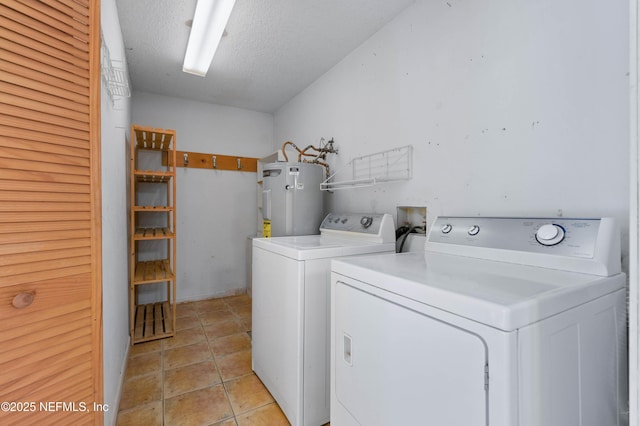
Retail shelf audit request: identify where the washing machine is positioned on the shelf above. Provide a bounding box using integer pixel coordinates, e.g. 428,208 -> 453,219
252,213 -> 396,426
331,216 -> 627,426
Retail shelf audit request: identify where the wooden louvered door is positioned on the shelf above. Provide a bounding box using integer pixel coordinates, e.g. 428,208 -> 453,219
0,0 -> 102,425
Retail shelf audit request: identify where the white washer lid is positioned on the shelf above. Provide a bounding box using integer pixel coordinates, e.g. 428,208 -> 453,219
253,235 -> 396,261
331,252 -> 625,331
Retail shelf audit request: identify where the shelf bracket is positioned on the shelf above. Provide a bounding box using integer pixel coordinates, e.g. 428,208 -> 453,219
321,145 -> 413,191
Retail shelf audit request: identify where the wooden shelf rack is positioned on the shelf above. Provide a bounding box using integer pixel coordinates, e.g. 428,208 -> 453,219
133,206 -> 174,212
129,125 -> 177,344
135,171 -> 174,183
133,302 -> 174,343
134,227 -> 175,240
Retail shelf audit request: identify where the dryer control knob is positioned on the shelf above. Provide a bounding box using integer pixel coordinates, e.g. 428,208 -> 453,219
536,224 -> 565,246
468,225 -> 480,236
360,216 -> 373,228
441,224 -> 453,234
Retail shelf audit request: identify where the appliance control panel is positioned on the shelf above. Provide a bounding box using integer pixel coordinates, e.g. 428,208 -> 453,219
320,213 -> 396,243
426,216 -> 621,276
321,213 -> 385,234
429,217 -> 600,257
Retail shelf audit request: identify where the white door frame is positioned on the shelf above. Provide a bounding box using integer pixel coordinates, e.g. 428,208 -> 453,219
630,0 -> 639,424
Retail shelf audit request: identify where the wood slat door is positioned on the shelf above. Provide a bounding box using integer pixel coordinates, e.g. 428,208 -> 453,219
0,0 -> 102,424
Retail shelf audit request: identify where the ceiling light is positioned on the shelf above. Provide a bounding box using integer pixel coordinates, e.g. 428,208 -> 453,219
183,0 -> 236,77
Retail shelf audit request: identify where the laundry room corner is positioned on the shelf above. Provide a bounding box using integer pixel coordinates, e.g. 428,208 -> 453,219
131,92 -> 275,302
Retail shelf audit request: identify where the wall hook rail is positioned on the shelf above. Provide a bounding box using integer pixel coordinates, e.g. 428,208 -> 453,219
164,150 -> 258,172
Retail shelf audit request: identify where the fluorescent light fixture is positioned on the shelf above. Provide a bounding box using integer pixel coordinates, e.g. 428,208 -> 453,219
183,0 -> 236,76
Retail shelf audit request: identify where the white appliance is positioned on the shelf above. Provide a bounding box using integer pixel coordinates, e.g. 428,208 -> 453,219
252,213 -> 396,426
331,216 -> 627,426
262,162 -> 324,236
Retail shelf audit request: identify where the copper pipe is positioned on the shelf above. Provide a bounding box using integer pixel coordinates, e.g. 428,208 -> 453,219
303,159 -> 331,177
281,141 -> 299,162
297,150 -> 318,161
282,140 -> 336,170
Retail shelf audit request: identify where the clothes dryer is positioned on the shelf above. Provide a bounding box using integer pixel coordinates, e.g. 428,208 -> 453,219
331,216 -> 627,426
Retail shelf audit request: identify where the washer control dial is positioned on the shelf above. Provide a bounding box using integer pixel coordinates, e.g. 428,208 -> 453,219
441,224 -> 453,234
535,224 -> 565,246
360,216 -> 373,228
467,225 -> 480,236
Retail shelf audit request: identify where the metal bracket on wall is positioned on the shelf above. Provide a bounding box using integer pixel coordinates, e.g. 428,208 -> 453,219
101,33 -> 130,108
320,145 -> 413,190
163,150 -> 258,172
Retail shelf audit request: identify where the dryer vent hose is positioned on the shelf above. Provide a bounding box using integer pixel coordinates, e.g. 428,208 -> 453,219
396,225 -> 426,253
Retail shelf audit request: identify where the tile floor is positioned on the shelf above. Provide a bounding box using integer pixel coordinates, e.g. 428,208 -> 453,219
116,294 -> 290,426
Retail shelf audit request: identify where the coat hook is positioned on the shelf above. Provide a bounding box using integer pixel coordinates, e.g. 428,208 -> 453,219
183,153 -> 189,166
212,156 -> 217,169
237,158 -> 242,170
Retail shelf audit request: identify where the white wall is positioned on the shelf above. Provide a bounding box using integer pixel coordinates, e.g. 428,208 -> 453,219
132,92 -> 274,301
629,0 -> 638,421
101,0 -> 132,424
275,0 -> 630,261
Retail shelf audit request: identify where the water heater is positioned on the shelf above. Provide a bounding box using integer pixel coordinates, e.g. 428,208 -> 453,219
262,162 -> 324,237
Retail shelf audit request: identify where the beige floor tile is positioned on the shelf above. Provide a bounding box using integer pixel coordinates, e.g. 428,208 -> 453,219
195,298 -> 228,313
224,294 -> 252,309
119,372 -> 162,411
116,401 -> 163,426
212,419 -> 238,426
117,297 -> 297,425
225,373 -> 274,415
176,302 -> 198,319
164,360 -> 222,398
164,384 -> 234,425
240,318 -> 252,332
230,303 -> 252,318
164,341 -> 212,370
176,314 -> 202,331
210,333 -> 251,357
164,326 -> 206,349
235,311 -> 252,325
217,349 -> 252,381
203,319 -> 245,340
129,340 -> 162,357
235,403 -> 290,426
200,308 -> 236,325
125,351 -> 162,379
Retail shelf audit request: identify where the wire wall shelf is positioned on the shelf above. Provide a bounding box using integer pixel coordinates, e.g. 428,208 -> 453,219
101,35 -> 131,106
321,145 -> 413,191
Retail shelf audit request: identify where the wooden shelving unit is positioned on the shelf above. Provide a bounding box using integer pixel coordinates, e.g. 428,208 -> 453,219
129,125 -> 177,344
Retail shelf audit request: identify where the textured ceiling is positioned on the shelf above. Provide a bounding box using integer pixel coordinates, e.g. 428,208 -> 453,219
115,0 -> 415,113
